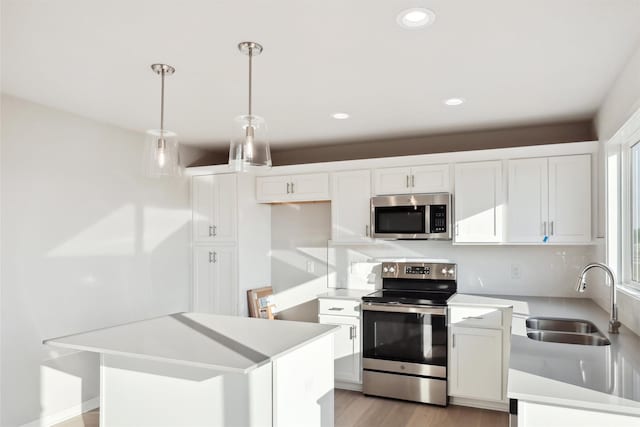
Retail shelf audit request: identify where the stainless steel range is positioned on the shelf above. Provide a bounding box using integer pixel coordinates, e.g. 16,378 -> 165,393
361,261 -> 457,406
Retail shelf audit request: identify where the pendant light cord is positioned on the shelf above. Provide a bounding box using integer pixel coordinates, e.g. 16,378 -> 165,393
160,69 -> 165,132
248,46 -> 253,118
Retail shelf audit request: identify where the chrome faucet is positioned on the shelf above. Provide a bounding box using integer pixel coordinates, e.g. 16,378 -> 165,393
576,263 -> 620,334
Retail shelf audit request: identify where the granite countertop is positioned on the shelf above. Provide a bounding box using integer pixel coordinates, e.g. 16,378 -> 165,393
450,294 -> 640,417
317,288 -> 374,301
44,312 -> 338,374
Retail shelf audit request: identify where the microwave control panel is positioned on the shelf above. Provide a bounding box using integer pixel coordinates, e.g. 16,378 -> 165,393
429,204 -> 447,233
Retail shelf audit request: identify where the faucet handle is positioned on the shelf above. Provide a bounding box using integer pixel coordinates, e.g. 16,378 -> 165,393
576,276 -> 587,292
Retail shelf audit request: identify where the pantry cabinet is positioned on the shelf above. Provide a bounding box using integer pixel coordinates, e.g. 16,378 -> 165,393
507,154 -> 591,243
373,164 -> 449,195
454,161 -> 504,243
256,173 -> 330,203
331,170 -> 372,242
193,245 -> 238,315
192,174 -> 237,243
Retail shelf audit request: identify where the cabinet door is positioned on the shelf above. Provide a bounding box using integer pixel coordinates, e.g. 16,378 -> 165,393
449,326 -> 502,401
331,170 -> 372,242
318,314 -> 360,384
548,155 -> 591,243
289,173 -> 330,201
212,174 -> 237,242
507,158 -> 548,242
192,175 -> 215,243
454,161 -> 504,243
374,167 -> 412,195
193,246 -> 237,315
411,164 -> 450,193
256,175 -> 290,203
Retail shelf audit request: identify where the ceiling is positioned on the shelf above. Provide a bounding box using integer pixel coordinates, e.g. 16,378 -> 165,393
3,0 -> 640,149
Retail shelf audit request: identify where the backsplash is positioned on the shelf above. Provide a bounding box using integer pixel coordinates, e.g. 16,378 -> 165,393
329,240 -> 597,297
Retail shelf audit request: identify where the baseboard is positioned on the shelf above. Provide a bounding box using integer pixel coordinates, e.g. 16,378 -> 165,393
450,396 -> 508,412
20,397 -> 100,427
335,380 -> 363,392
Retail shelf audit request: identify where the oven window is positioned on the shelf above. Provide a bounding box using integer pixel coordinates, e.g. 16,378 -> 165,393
362,310 -> 446,366
375,206 -> 426,234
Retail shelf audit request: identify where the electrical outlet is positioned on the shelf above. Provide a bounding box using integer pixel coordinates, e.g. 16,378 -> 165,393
511,264 -> 522,280
306,261 -> 315,273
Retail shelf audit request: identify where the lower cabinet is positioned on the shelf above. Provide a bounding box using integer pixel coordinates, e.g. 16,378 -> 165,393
448,305 -> 512,407
318,298 -> 361,386
193,245 -> 238,315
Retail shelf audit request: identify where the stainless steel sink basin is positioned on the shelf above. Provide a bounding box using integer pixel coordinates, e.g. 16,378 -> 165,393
525,317 -> 598,333
526,330 -> 611,346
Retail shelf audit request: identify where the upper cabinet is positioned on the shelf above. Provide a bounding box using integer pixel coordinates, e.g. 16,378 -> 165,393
256,173 -> 330,203
331,170 -> 372,243
192,174 -> 237,243
374,164 -> 450,195
507,155 -> 591,243
454,161 -> 504,243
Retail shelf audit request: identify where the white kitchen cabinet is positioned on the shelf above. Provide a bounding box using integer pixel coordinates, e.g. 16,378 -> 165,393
318,297 -> 361,386
507,158 -> 548,242
454,161 -> 504,243
193,245 -> 237,315
548,155 -> 591,243
507,154 -> 591,243
192,174 -> 237,243
318,314 -> 360,384
449,326 -> 503,401
331,170 -> 372,242
374,164 -> 449,195
256,173 -> 329,203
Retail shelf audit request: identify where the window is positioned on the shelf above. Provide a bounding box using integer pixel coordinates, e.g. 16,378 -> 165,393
631,143 -> 640,282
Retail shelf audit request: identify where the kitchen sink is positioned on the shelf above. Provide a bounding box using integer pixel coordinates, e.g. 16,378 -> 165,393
525,317 -> 598,333
526,330 -> 611,346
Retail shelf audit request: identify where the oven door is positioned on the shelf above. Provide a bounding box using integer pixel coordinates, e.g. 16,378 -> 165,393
362,303 -> 447,377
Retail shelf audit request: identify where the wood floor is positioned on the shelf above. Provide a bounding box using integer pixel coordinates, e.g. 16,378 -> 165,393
54,389 -> 507,427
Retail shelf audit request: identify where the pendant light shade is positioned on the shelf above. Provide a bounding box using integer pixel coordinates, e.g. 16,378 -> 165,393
229,42 -> 272,172
145,63 -> 182,177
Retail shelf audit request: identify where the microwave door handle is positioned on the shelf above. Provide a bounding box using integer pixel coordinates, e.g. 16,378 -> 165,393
425,204 -> 431,235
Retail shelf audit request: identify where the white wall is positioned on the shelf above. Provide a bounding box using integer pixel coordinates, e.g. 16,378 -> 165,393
0,95 -> 191,426
329,241 -> 594,297
270,203 -> 331,322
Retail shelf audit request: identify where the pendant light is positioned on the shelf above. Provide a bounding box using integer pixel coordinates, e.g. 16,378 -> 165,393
229,42 -> 272,172
145,63 -> 181,177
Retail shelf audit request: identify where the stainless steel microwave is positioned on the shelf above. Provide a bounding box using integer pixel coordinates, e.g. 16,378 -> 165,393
370,193 -> 452,240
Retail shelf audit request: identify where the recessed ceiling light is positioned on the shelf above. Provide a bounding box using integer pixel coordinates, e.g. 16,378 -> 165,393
444,98 -> 465,106
331,113 -> 350,120
397,8 -> 436,29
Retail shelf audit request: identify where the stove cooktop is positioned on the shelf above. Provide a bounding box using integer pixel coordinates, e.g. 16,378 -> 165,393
361,289 -> 454,307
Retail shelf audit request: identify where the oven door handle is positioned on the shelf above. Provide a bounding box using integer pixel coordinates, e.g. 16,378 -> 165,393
362,302 -> 446,315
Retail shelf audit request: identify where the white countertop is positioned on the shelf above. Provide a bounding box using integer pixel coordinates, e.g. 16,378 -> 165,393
318,288 -> 373,301
44,312 -> 338,374
453,294 -> 640,416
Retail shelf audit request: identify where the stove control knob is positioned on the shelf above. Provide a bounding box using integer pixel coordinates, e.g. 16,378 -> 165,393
441,268 -> 448,275
388,266 -> 396,273
448,268 -> 455,275
383,266 -> 389,273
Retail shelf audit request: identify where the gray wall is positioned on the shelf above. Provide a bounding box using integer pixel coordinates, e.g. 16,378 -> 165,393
270,203 -> 331,322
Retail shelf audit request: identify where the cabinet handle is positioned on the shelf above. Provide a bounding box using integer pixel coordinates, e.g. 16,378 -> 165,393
349,325 -> 357,340
208,251 -> 214,263
455,223 -> 459,236
550,221 -> 554,236
452,334 -> 455,348
209,226 -> 214,237
462,316 -> 484,320
365,224 -> 370,237
542,221 -> 547,236
291,182 -> 295,193
213,251 -> 217,263
286,183 -> 290,194
328,307 -> 344,311
406,175 -> 410,188
411,175 -> 415,187
212,225 -> 217,237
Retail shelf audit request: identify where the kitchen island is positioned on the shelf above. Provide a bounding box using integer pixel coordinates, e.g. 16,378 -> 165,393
44,312 -> 338,427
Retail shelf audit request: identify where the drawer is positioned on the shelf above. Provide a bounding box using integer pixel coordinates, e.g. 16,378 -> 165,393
449,306 -> 503,328
318,298 -> 361,317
